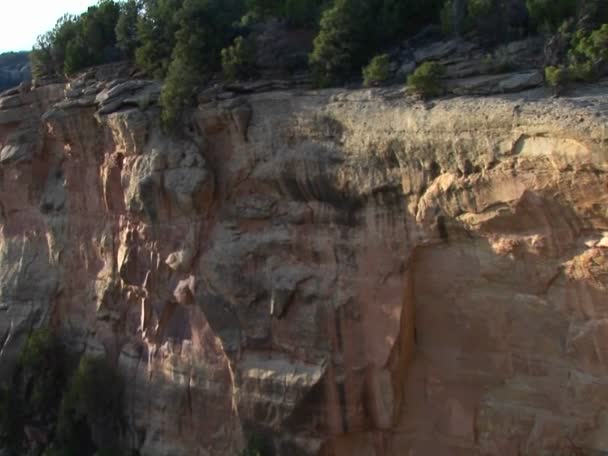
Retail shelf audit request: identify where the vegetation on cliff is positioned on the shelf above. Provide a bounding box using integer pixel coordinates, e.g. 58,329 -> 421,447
0,328 -> 127,456
27,0 -> 608,125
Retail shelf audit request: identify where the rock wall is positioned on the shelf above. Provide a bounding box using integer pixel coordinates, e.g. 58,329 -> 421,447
0,77 -> 608,456
0,51 -> 31,92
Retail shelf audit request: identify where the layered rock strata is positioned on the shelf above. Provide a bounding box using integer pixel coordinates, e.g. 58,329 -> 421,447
0,77 -> 608,456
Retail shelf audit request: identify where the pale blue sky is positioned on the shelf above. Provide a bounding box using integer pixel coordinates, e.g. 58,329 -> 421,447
0,0 -> 97,53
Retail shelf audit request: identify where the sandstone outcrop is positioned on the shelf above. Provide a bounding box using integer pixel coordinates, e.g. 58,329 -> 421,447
0,73 -> 608,455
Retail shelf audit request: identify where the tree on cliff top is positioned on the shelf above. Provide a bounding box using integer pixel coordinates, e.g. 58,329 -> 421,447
30,0 -> 122,78
310,0 -> 444,86
116,0 -> 142,59
159,0 -> 244,129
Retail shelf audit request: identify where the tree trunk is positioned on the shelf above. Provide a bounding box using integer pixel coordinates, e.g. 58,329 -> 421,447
453,0 -> 467,37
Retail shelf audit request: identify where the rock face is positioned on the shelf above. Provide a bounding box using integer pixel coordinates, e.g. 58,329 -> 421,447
0,51 -> 31,92
1,75 -> 608,456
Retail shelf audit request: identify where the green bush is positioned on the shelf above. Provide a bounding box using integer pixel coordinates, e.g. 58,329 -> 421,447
571,24 -> 608,63
19,328 -> 67,417
440,0 -> 454,34
115,0 -> 141,59
31,1 -> 122,77
407,62 -> 446,98
468,0 -> 494,18
567,59 -> 596,81
245,0 -> 327,27
221,36 -> 257,81
309,0 -> 373,87
525,0 -> 577,31
57,356 -> 125,454
155,0 -> 244,130
483,46 -> 517,74
310,0 -> 443,87
160,55 -> 200,131
0,328 -> 68,454
240,434 -> 273,456
135,0 -> 183,79
362,53 -> 390,86
0,329 -> 128,455
544,65 -> 568,87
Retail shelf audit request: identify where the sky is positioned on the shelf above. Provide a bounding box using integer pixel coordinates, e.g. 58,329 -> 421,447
0,0 -> 97,53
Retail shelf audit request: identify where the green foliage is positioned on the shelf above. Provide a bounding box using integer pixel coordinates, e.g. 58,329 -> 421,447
543,23 -> 608,92
157,0 -> 244,130
309,0 -> 378,86
377,0 -> 444,40
571,24 -> 608,63
222,36 -> 257,81
483,46 -> 517,74
31,1 -> 122,78
0,329 -> 67,454
245,0 -> 328,27
135,0 -> 183,78
310,0 -> 444,87
160,55 -> 200,130
56,356 -> 125,454
544,65 -> 568,87
407,61 -> 445,98
525,0 -> 578,31
19,328 -> 67,417
0,328 -> 127,455
240,434 -> 273,456
362,53 -> 390,86
440,0 -> 454,34
468,0 -> 493,19
116,0 -> 141,59
568,60 -> 596,81
577,0 -> 608,31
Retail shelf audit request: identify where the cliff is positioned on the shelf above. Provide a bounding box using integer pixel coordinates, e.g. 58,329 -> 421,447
0,52 -> 31,92
0,70 -> 608,456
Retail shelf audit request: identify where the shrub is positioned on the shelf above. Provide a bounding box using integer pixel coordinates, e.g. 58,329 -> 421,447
221,36 -> 257,81
115,0 -> 141,59
31,1 -> 122,77
440,0 -> 454,35
407,62 -> 445,98
309,0 -> 373,87
362,53 -> 390,87
468,0 -> 494,19
310,0 -> 444,87
134,0 -> 182,79
0,330 -> 128,455
0,328 -> 68,454
567,60 -> 596,81
525,0 -> 577,32
57,356 -> 125,454
483,46 -> 517,74
571,24 -> 608,63
19,328 -> 67,417
159,55 -> 200,131
545,65 -> 568,87
245,0 -> 327,27
240,434 -> 274,456
0,382 -> 24,453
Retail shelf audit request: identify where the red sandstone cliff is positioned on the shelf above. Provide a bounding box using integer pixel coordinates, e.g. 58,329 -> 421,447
0,71 -> 608,455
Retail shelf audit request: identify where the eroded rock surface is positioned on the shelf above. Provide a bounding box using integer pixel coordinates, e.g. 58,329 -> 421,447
1,76 -> 608,456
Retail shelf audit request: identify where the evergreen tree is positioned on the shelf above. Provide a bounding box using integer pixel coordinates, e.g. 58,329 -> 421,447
116,0 -> 142,59
135,0 -> 184,78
